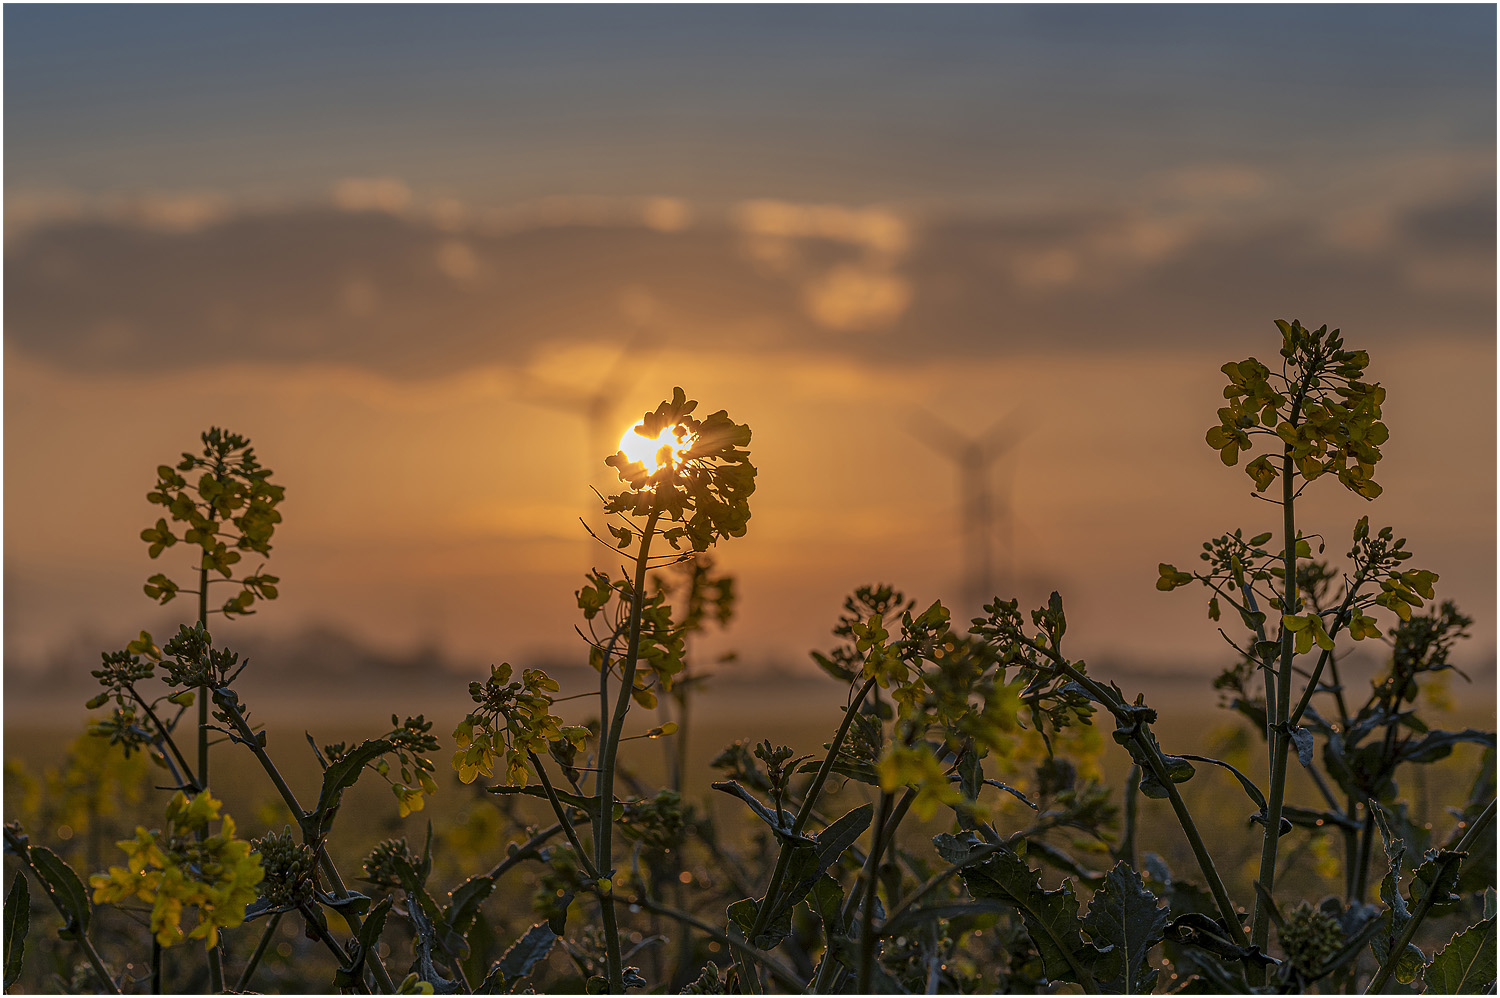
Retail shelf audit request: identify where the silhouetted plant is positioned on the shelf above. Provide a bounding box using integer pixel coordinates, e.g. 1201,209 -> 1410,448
2,338 -> 1492,995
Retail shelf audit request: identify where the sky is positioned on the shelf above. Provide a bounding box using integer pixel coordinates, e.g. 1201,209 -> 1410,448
5,5 -> 1496,691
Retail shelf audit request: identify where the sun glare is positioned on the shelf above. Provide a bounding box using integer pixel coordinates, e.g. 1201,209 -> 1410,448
617,425 -> 691,472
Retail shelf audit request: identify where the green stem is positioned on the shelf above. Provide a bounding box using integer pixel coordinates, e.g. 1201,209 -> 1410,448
212,689 -> 395,993
128,689 -> 200,791
301,903 -> 367,992
528,752 -> 600,879
1025,638 -> 1246,946
195,566 -> 226,996
1120,764 -> 1140,869
596,506 -> 662,993
485,823 -> 564,881
1352,811 -> 1376,905
1288,570 -> 1367,729
855,792 -> 895,994
747,675 -> 878,948
234,911 -> 282,993
1365,799 -> 1496,994
1249,442 -> 1298,981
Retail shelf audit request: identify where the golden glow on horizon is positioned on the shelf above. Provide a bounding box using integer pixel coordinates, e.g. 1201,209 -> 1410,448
618,425 -> 691,472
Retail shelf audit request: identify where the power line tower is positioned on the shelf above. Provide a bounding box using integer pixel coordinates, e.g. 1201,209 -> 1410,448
911,408 -> 1029,614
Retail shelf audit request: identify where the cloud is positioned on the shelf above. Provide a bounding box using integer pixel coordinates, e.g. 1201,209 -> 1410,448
801,263 -> 912,332
4,181 -> 1491,380
332,176 -> 413,214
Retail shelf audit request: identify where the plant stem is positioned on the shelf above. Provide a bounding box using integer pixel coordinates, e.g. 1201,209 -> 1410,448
1365,798 -> 1496,994
1249,442 -> 1299,982
212,689 -> 395,993
855,792 -> 895,994
527,752 -> 600,879
301,903 -> 366,992
1023,638 -> 1246,946
595,506 -> 661,993
194,565 -> 227,995
1352,811 -> 1376,905
128,689 -> 199,791
235,911 -> 282,993
746,675 -> 878,950
1120,764 -> 1140,868
484,823 -> 564,880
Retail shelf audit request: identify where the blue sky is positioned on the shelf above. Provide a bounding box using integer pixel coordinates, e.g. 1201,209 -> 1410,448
7,5 -> 1494,204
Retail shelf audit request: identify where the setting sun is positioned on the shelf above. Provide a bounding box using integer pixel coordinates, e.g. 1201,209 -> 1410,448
617,424 -> 691,472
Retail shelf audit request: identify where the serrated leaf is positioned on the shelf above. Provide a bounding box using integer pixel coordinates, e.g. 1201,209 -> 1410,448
1425,917 -> 1498,994
496,922 -> 558,983
357,895 -> 393,954
1410,849 -> 1464,909
1081,863 -> 1167,994
4,873 -> 28,989
933,833 -> 1099,988
335,895 -> 393,989
444,874 -> 496,939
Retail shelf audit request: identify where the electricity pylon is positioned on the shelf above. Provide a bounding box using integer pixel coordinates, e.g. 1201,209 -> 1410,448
911,407 -> 1029,614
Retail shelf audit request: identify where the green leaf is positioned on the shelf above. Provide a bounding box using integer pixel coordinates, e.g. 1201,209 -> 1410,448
1081,863 -> 1167,995
486,784 -> 619,820
1289,726 -> 1315,769
814,803 -> 874,872
1410,850 -> 1464,909
1369,801 -> 1423,983
496,922 -> 558,985
357,895 -> 393,955
933,833 -> 1100,989
808,875 -> 846,934
1179,754 -> 1265,809
1399,729 -> 1495,765
4,873 -> 28,989
310,738 -> 395,837
1424,917 -> 1496,994
27,847 -> 90,940
444,874 -> 496,940
1136,753 -> 1195,800
335,895 -> 394,990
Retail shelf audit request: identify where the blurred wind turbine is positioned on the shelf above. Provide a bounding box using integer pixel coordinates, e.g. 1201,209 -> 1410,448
518,292 -> 659,502
910,407 -> 1031,614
